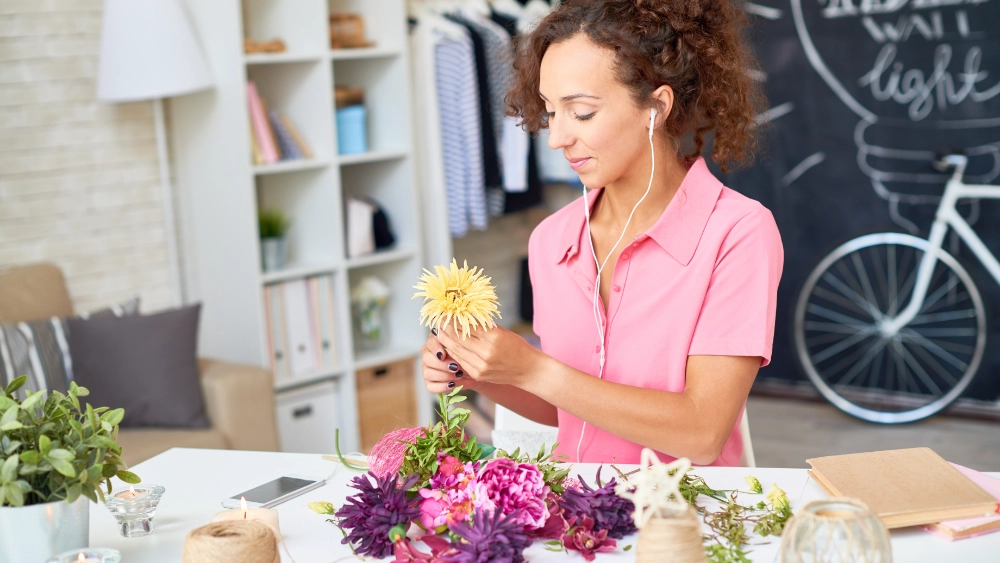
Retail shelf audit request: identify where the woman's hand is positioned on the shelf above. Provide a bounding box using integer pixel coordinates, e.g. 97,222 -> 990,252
421,332 -> 472,394
433,323 -> 543,388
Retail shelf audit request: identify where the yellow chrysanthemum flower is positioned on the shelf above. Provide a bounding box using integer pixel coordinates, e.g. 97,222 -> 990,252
412,259 -> 500,340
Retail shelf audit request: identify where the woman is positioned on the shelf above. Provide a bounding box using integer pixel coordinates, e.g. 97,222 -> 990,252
421,0 -> 783,466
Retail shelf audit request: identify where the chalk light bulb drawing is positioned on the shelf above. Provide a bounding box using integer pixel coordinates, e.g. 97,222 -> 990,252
790,0 -> 1000,233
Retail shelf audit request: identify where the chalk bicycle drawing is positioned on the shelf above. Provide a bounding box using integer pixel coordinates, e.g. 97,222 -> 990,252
794,154 -> 999,423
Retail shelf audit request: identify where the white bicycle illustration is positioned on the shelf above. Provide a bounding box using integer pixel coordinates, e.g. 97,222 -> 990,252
794,154 -> 998,424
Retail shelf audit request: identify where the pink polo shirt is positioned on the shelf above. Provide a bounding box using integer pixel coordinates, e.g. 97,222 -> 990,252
528,157 -> 783,466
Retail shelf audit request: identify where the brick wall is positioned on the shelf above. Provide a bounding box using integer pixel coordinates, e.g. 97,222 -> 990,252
0,0 -> 175,313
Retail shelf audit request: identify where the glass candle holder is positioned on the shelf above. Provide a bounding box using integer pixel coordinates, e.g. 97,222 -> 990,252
47,548 -> 121,563
779,498 -> 891,563
104,484 -> 166,537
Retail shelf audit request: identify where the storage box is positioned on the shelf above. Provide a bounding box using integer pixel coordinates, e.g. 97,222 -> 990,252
276,381 -> 341,453
356,357 -> 417,452
336,105 -> 368,155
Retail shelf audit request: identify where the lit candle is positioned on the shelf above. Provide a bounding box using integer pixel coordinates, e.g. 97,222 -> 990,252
77,553 -> 98,563
116,485 -> 147,499
212,496 -> 281,539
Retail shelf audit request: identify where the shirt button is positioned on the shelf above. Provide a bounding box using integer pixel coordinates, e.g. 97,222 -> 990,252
613,285 -> 621,292
621,253 -> 630,261
594,345 -> 600,353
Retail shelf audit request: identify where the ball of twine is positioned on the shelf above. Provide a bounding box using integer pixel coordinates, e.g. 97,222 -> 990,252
368,427 -> 425,478
182,520 -> 280,563
636,506 -> 707,563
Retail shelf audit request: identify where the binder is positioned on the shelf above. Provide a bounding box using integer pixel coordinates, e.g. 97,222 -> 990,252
282,279 -> 318,377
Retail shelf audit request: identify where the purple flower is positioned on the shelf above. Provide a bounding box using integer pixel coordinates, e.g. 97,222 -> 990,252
477,458 -> 549,530
444,509 -> 532,563
335,472 -> 421,559
558,467 -> 636,539
562,515 -> 617,561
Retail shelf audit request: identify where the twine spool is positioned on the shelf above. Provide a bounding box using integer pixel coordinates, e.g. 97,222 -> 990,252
182,520 -> 280,563
636,507 -> 707,563
369,427 -> 424,478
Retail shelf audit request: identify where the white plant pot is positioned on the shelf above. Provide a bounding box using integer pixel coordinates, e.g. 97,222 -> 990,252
0,498 -> 89,563
261,237 -> 287,272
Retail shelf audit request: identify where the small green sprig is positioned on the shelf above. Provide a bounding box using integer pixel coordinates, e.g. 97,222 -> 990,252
495,443 -> 570,494
399,388 -> 491,489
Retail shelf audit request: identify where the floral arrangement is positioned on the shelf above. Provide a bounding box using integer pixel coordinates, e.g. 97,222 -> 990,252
309,261 -> 793,562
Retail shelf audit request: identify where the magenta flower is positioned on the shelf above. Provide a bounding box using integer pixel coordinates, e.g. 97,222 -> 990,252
562,515 -> 617,561
393,535 -> 455,562
419,454 -> 492,530
477,458 -> 550,530
530,492 -> 569,540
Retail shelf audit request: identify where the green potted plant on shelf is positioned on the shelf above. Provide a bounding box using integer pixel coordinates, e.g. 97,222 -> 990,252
259,208 -> 291,272
0,376 -> 139,562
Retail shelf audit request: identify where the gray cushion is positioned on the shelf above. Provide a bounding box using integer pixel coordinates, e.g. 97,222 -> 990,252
67,304 -> 209,429
0,297 -> 140,398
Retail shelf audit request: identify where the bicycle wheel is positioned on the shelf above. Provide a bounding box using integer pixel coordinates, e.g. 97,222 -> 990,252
794,233 -> 987,423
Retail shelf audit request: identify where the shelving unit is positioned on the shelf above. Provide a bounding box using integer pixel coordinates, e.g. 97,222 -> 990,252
170,0 -> 430,455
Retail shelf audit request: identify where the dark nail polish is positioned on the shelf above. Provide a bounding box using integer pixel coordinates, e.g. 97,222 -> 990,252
448,363 -> 458,372
447,381 -> 456,388
455,371 -> 464,378
436,351 -> 443,360
431,328 -> 438,336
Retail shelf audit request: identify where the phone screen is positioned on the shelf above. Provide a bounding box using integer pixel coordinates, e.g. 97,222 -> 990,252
231,477 -> 317,504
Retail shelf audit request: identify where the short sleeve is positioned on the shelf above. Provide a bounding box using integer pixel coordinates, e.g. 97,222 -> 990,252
688,206 -> 784,366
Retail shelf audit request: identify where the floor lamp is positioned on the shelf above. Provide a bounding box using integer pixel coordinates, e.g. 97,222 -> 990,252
96,0 -> 213,306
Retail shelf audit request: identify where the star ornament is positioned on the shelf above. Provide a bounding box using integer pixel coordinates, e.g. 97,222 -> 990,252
614,448 -> 691,528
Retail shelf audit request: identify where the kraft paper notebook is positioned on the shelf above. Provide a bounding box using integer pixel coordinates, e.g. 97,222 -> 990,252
922,463 -> 1000,540
807,448 -> 999,529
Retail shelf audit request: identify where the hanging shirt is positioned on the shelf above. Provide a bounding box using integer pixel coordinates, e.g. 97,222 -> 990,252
435,30 -> 488,237
528,158 -> 784,466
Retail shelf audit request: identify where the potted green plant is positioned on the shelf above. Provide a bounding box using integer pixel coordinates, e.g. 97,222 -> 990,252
259,208 -> 291,272
0,376 -> 139,562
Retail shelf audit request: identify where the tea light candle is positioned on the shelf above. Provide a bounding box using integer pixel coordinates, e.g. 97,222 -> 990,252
212,497 -> 281,539
46,548 -> 121,563
116,485 -> 147,499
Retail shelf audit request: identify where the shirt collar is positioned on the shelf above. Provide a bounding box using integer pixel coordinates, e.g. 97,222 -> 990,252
555,157 -> 723,266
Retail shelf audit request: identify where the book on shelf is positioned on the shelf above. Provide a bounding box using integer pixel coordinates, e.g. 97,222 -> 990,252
264,275 -> 340,382
270,110 -> 304,160
247,81 -> 279,164
807,448 -> 999,529
922,463 -> 1000,540
281,114 -> 313,158
250,123 -> 265,165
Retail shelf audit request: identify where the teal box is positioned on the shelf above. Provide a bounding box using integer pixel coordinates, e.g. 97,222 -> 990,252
337,105 -> 368,155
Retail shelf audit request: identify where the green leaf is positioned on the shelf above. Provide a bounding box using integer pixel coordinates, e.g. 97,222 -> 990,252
46,449 -> 76,478
3,440 -> 21,456
66,483 -> 82,504
39,435 -> 51,456
0,421 -> 23,431
0,407 -> 18,426
20,390 -> 43,411
4,482 -> 25,506
1,455 -> 18,483
19,451 -> 40,465
3,376 -> 27,397
100,408 -> 124,427
116,470 -> 141,484
102,463 -> 118,478
0,396 -> 16,410
478,444 -> 496,460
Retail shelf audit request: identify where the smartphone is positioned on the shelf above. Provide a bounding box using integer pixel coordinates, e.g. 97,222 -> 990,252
221,474 -> 325,509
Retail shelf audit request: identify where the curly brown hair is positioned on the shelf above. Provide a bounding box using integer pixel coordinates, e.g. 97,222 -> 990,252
507,0 -> 764,172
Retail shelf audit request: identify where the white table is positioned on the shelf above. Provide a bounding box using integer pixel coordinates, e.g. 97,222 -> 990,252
90,448 -> 999,562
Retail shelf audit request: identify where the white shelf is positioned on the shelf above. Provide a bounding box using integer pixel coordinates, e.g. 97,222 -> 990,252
274,366 -> 346,392
345,248 -> 415,269
253,158 -> 331,176
261,262 -> 339,284
245,52 -> 325,65
329,47 -> 400,60
353,343 -> 421,371
337,150 -> 408,166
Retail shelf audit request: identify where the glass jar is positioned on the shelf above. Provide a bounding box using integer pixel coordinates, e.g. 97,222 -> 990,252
779,498 -> 891,563
352,299 -> 388,351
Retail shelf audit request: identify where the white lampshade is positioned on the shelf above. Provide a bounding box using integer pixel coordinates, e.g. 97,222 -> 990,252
97,0 -> 213,102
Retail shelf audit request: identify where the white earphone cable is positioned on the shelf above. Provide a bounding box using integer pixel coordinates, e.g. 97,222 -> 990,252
575,108 -> 657,462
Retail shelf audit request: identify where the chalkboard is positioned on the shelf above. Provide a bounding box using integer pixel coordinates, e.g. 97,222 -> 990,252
715,1 -> 1000,401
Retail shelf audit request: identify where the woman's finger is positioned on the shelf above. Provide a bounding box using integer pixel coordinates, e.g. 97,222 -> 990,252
421,342 -> 452,371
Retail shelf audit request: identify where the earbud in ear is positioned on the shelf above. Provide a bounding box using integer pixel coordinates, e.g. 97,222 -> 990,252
648,108 -> 657,138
